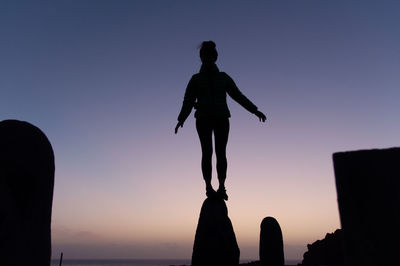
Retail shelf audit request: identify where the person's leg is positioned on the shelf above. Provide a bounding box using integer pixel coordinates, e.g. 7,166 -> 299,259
196,119 -> 214,195
214,118 -> 229,198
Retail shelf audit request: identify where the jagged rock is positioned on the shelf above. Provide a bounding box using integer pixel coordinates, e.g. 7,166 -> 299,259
301,229 -> 344,266
192,197 -> 240,266
0,120 -> 55,266
333,148 -> 400,266
259,217 -> 284,266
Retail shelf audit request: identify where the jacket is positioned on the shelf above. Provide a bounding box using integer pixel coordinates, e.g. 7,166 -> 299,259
177,64 -> 258,123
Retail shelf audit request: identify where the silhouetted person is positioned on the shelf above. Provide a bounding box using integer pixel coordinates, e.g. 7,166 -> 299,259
175,41 -> 266,200
0,120 -> 55,266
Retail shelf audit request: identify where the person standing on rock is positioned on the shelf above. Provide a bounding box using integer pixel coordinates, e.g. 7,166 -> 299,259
175,41 -> 266,200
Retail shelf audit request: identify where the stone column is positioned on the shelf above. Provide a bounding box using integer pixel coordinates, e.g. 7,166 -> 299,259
333,148 -> 400,266
0,120 -> 55,266
259,216 -> 284,266
192,198 -> 240,266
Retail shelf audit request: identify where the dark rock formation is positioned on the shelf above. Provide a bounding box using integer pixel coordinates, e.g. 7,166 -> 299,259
192,197 -> 240,266
301,229 -> 344,266
259,217 -> 284,266
0,120 -> 55,266
333,148 -> 400,266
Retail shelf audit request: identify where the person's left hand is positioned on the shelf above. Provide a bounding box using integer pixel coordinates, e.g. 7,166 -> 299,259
175,121 -> 184,134
255,110 -> 266,122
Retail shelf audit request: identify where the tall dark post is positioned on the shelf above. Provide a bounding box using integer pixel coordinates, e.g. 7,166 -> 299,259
333,148 -> 400,266
259,216 -> 284,266
0,120 -> 55,266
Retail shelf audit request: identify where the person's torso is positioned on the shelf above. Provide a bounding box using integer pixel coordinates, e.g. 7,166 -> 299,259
192,72 -> 231,118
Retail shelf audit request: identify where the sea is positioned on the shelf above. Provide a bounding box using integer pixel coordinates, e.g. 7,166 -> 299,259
50,259 -> 301,266
50,259 -> 190,266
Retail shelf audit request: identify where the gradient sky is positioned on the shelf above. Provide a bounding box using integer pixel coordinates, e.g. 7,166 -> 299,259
1,0 -> 399,261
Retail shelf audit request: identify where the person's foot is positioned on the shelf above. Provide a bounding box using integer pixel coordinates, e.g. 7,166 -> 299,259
217,187 -> 228,201
206,187 -> 217,198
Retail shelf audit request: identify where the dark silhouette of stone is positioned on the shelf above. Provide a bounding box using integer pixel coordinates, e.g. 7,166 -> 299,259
192,197 -> 240,266
0,120 -> 55,266
259,217 -> 284,266
333,148 -> 400,266
301,229 -> 344,265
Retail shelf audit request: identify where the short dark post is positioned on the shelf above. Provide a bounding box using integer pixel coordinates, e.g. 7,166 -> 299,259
59,252 -> 63,266
259,216 -> 284,266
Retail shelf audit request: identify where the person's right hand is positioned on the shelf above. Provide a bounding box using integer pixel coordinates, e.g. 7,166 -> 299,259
255,110 -> 266,122
175,121 -> 184,134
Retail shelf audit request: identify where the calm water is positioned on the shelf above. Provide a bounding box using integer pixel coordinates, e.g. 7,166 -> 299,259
51,259 -> 301,266
51,259 -> 190,266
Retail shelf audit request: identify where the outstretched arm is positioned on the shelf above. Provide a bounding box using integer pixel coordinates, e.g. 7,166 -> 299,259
225,74 -> 267,123
175,77 -> 196,134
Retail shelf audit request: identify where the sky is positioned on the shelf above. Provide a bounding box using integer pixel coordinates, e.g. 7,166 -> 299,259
1,0 -> 400,261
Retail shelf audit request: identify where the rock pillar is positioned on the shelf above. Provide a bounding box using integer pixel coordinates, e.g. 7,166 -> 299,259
192,197 -> 240,266
333,148 -> 400,266
259,216 -> 284,266
0,120 -> 55,266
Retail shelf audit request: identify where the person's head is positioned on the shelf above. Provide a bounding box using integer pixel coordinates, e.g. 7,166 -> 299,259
200,41 -> 218,65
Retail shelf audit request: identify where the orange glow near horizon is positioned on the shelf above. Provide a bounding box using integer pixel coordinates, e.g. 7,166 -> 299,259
52,152 -> 341,260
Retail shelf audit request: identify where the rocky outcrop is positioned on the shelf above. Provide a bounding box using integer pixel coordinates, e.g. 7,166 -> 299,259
301,229 -> 344,266
259,217 -> 284,266
0,120 -> 55,266
333,148 -> 400,266
192,197 -> 240,266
